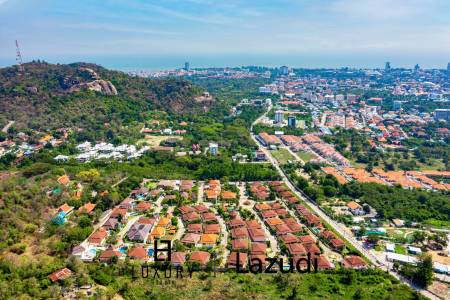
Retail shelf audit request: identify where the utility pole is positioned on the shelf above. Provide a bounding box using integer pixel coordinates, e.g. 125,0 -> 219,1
15,40 -> 24,73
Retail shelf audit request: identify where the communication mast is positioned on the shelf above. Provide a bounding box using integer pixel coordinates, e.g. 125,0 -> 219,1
15,40 -> 24,72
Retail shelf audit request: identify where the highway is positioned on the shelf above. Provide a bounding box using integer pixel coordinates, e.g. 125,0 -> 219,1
250,105 -> 438,300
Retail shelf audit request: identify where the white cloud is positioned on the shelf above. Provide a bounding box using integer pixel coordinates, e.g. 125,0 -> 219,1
62,23 -> 179,36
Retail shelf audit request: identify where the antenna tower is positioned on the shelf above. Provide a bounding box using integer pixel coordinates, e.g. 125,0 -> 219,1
15,40 -> 24,72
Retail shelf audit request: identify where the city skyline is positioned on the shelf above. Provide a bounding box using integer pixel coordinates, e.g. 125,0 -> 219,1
0,0 -> 449,69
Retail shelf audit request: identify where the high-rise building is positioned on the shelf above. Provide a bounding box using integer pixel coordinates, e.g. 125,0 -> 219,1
435,109 -> 450,122
184,62 -> 190,71
447,62 -> 450,73
385,62 -> 391,71
280,66 -> 289,75
414,64 -> 420,73
274,110 -> 283,124
287,116 -> 296,127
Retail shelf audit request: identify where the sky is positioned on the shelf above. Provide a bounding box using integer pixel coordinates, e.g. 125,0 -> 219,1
0,0 -> 449,70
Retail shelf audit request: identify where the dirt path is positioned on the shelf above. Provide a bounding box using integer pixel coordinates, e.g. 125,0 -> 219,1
1,121 -> 14,133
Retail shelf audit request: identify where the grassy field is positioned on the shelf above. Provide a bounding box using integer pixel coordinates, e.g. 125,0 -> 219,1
97,269 -> 424,300
395,245 -> 407,255
271,148 -> 296,165
138,135 -> 183,147
296,151 -> 316,163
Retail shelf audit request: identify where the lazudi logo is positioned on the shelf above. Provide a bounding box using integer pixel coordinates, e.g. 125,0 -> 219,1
119,240 -> 321,276
235,252 -> 319,273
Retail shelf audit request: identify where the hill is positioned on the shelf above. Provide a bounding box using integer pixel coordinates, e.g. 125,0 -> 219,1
0,61 -> 209,134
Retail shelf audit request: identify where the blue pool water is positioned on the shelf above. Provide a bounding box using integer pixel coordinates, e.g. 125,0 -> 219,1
147,249 -> 154,257
119,247 -> 127,254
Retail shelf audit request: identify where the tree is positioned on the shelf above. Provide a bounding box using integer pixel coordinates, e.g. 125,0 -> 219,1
296,176 -> 309,190
430,232 -> 448,247
411,231 -> 427,245
323,186 -> 336,197
77,169 -> 100,182
413,254 -> 434,288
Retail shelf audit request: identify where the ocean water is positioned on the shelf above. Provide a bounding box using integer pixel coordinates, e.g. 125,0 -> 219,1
0,53 -> 447,72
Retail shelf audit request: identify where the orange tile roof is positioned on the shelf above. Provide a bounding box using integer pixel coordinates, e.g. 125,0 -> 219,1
221,191 -> 237,199
59,203 -> 73,214
157,217 -> 171,227
57,175 -> 70,186
266,217 -> 284,226
48,268 -> 72,282
78,202 -> 96,214
150,226 -> 166,238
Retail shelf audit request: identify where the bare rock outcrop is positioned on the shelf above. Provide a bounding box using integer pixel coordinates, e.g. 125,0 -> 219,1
69,80 -> 118,95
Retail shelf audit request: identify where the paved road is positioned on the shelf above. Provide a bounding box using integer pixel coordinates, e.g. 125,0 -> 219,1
197,181 -> 204,203
153,195 -> 165,214
173,216 -> 185,241
208,205 -> 229,267
237,183 -> 280,257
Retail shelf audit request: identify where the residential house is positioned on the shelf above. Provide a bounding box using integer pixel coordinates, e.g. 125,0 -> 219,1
149,227 -> 166,240
183,212 -> 201,222
99,247 -> 124,263
127,223 -> 152,243
232,239 -> 249,252
347,201 -> 364,215
111,207 -> 127,223
245,220 -> 261,229
181,233 -> 200,246
58,203 -> 74,215
187,223 -> 203,233
330,238 -> 345,251
171,252 -> 186,267
128,246 -> 148,261
342,256 -> 367,269
137,217 -> 157,226
102,217 -> 119,231
189,251 -> 211,266
48,268 -> 72,282
135,201 -> 152,212
299,235 -> 315,246
221,191 -> 237,201
203,223 -> 220,234
280,233 -> 299,244
287,243 -> 307,256
202,212 -> 217,223
119,197 -> 134,210
227,252 -> 248,269
57,175 -> 70,186
231,227 -> 249,240
251,243 -> 267,255
275,224 -> 292,236
227,218 -> 246,228
78,202 -> 96,214
200,234 -> 218,247
88,228 -> 108,246
248,228 -> 266,243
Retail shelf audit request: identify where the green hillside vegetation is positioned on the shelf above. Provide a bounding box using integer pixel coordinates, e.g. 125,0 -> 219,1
0,256 -> 424,300
0,61 -> 206,140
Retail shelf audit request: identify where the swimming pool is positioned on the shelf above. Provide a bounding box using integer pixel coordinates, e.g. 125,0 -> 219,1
147,248 -> 154,257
